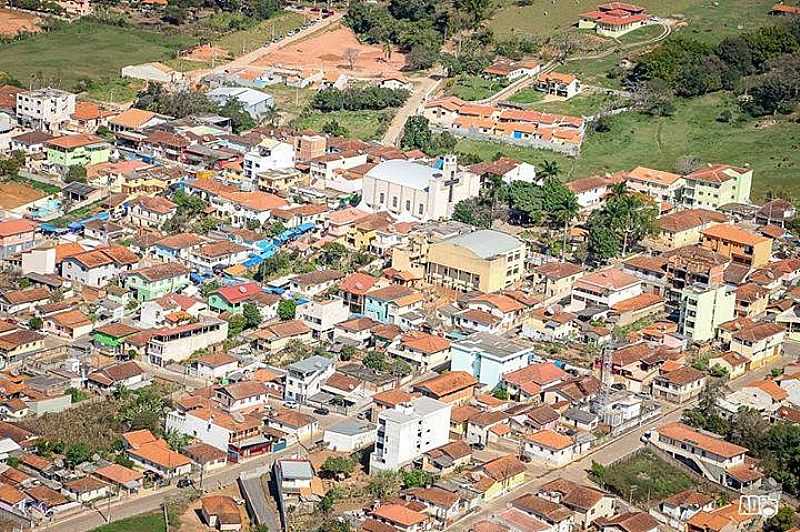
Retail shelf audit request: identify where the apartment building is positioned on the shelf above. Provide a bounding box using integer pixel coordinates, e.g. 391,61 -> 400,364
682,164 -> 752,210
450,332 -> 533,388
15,88 -> 76,132
146,319 -> 228,365
701,224 -> 772,268
426,229 -> 525,293
369,397 -> 451,472
623,166 -> 685,207
242,138 -> 295,180
730,322 -> 785,370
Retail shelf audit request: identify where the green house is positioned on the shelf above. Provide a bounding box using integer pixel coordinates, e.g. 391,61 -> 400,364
46,134 -> 111,170
208,281 -> 274,315
93,323 -> 142,351
123,262 -> 191,302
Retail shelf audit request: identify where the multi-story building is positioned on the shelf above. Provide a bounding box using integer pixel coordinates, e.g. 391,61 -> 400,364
664,245 -> 734,342
450,332 -> 533,388
701,224 -> 772,268
650,208 -> 728,251
242,138 -> 295,180
360,157 -> 481,222
284,355 -> 335,403
623,166 -> 685,207
426,229 -> 525,293
122,263 -> 191,301
682,164 -> 752,210
15,88 -> 76,133
571,268 -> 642,309
0,219 -> 39,259
650,422 -> 762,493
730,322 -> 785,370
45,134 -> 111,172
128,196 -> 177,229
369,397 -> 451,472
146,319 -> 228,365
297,298 -> 350,341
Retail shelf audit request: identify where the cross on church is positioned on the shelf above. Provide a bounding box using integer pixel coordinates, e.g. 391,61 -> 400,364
444,175 -> 460,203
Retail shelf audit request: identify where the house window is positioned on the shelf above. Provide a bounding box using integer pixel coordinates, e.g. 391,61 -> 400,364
418,204 -> 424,215
379,193 -> 385,204
392,197 -> 398,208
405,200 -> 411,211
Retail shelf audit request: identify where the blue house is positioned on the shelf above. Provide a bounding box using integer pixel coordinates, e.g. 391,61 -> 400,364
450,332 -> 534,389
363,285 -> 423,325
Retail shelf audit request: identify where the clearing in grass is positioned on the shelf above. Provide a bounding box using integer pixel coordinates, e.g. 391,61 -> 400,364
293,110 -> 393,141
447,75 -> 508,102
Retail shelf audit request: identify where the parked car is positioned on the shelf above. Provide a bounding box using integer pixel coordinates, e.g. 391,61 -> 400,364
283,401 -> 299,409
313,407 -> 330,415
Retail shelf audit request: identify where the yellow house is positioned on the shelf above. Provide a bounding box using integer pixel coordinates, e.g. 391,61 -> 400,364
730,322 -> 785,370
532,262 -> 584,301
427,229 -> 525,293
649,208 -> 728,251
701,224 -> 772,268
707,351 -> 749,379
475,455 -> 526,501
345,212 -> 394,251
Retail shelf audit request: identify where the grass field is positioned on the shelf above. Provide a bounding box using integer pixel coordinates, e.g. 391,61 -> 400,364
294,110 -> 392,141
447,75 -> 508,101
593,450 -> 698,503
508,88 -> 544,104
532,91 -> 625,117
84,77 -> 145,104
615,23 -> 666,44
456,92 -> 800,201
562,54 -> 625,91
0,21 -> 194,90
91,512 -> 166,532
488,0 -> 777,42
270,83 -> 316,121
214,11 -> 307,55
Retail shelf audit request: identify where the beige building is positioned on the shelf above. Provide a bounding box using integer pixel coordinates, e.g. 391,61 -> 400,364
649,208 -> 728,251
730,322 -> 785,370
532,262 -> 584,301
426,230 -> 525,293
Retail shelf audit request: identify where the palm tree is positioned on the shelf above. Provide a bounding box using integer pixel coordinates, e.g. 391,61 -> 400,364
540,160 -> 560,179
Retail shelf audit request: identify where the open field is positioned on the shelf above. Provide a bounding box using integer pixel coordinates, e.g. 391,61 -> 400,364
530,90 -> 625,117
593,449 -> 698,503
269,83 -> 315,121
455,92 -> 800,201
447,74 -> 508,101
0,20 -> 194,89
293,109 -> 392,141
508,88 -> 544,105
84,77 -> 145,104
0,7 -> 41,36
488,0 -> 777,43
251,23 -> 407,79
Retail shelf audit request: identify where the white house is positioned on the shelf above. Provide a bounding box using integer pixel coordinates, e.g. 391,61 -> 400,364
146,319 -> 228,366
16,88 -> 76,133
214,381 -> 270,412
128,196 -> 177,229
523,429 -> 589,467
207,87 -> 273,119
323,418 -> 377,452
369,397 -> 451,472
62,477 -> 110,503
450,333 -> 533,389
284,355 -> 335,403
571,269 -> 642,309
297,298 -> 350,341
243,138 -> 295,180
189,353 -> 239,380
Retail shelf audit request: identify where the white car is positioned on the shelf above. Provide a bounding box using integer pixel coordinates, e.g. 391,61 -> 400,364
640,430 -> 654,443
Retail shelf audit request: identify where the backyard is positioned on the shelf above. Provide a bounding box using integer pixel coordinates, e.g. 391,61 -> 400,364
591,449 -> 699,503
455,92 -> 800,201
293,109 -> 393,141
447,74 -> 508,101
0,20 -> 194,90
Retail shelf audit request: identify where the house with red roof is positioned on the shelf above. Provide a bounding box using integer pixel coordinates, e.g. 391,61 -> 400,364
389,332 -> 452,371
578,2 -> 650,37
0,219 -> 39,260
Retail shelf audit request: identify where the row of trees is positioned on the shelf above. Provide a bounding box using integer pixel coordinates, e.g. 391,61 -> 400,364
312,86 -> 410,112
344,0 -> 494,70
628,20 -> 800,116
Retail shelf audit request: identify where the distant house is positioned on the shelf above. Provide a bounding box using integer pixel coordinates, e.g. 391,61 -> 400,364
201,495 -> 242,531
578,3 -> 650,37
87,361 -> 148,394
207,87 -> 273,119
536,72 -> 581,99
